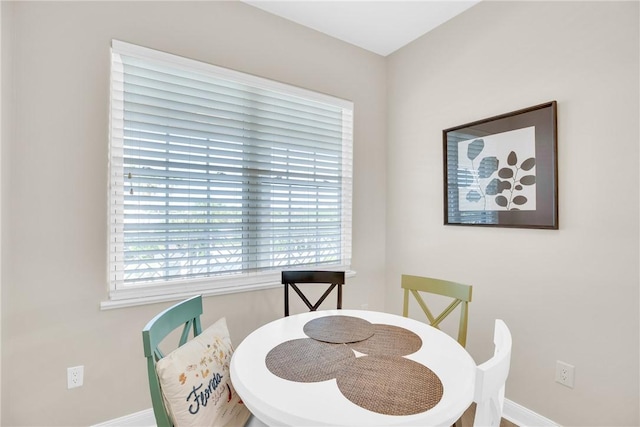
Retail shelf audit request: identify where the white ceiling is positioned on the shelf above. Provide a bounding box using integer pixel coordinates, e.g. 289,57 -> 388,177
242,1 -> 481,57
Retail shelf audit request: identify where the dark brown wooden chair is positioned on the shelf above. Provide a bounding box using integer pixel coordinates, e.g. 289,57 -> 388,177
281,270 -> 345,317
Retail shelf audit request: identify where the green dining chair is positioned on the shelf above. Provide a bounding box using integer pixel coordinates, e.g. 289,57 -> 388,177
142,295 -> 204,427
142,295 -> 266,427
401,274 -> 473,347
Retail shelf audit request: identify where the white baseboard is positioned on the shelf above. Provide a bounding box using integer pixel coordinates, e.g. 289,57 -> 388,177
503,399 -> 560,427
92,408 -> 155,427
95,399 -> 560,427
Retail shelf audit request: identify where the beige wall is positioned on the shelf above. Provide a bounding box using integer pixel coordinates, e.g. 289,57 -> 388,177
0,0 -> 3,421
0,2 -> 386,425
386,1 -> 639,426
3,1 -> 639,426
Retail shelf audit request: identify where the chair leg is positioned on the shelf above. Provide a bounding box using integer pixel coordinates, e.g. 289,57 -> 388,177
284,283 -> 289,317
337,283 -> 342,309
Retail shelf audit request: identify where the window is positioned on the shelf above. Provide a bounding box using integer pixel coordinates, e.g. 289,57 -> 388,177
107,41 -> 353,306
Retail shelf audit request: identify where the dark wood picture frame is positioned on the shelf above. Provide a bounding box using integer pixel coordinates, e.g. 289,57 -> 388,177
443,101 -> 558,229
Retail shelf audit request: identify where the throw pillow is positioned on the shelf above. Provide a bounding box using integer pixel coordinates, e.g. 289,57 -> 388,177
156,317 -> 250,427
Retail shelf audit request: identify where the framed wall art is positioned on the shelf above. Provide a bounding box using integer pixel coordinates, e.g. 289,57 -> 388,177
443,101 -> 558,229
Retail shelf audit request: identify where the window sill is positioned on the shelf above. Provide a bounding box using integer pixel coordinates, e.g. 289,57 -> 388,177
100,269 -> 356,310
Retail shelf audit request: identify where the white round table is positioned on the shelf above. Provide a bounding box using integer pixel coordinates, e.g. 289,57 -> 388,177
231,310 -> 476,426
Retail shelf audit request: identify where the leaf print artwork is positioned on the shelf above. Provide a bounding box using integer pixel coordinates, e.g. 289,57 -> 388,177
456,126 -> 537,211
467,139 -> 484,161
498,151 -> 537,209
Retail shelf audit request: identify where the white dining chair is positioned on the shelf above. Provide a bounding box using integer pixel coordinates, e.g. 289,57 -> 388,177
473,319 -> 512,427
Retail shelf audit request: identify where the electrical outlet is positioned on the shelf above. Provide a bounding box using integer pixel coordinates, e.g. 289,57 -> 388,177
67,366 -> 84,389
555,361 -> 575,388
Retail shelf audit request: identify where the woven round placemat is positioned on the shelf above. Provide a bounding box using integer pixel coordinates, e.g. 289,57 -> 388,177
265,338 -> 355,382
303,315 -> 375,344
348,324 -> 422,356
335,355 -> 443,416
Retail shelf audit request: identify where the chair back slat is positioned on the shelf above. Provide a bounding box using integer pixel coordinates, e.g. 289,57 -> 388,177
401,274 -> 472,347
178,318 -> 202,347
431,299 -> 462,327
408,289 -> 436,324
282,270 -> 345,284
402,274 -> 472,301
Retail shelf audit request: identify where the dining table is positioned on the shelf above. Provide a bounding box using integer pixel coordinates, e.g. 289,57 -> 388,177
230,309 -> 476,426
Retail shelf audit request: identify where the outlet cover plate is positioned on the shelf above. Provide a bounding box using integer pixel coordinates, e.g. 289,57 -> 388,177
555,360 -> 575,388
67,366 -> 84,389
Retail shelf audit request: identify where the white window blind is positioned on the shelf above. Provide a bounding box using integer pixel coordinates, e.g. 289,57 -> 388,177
108,40 -> 353,297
